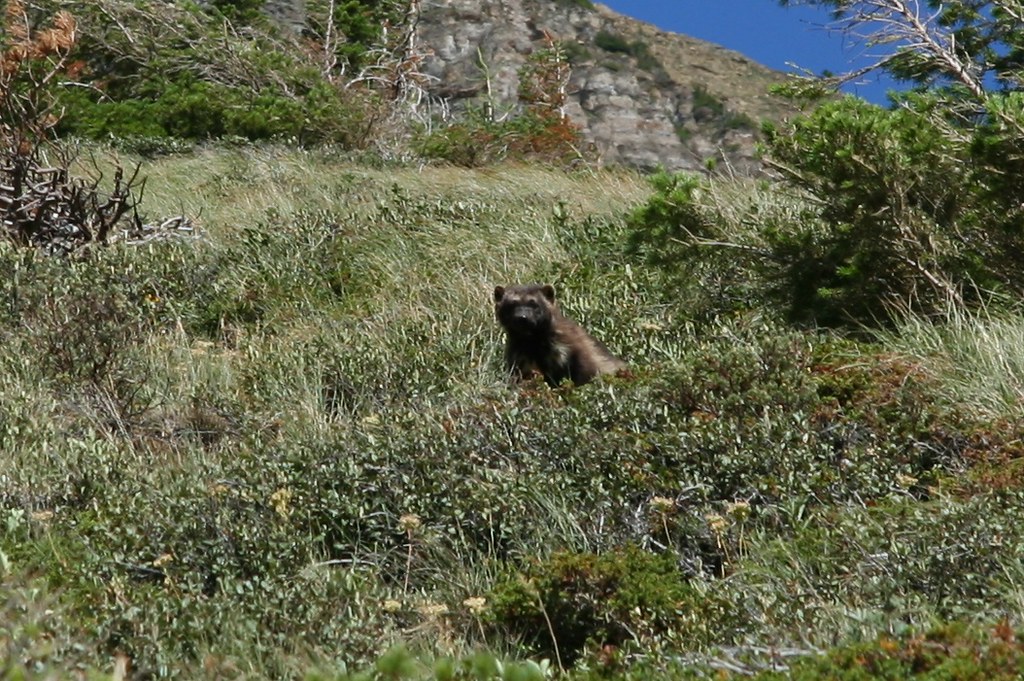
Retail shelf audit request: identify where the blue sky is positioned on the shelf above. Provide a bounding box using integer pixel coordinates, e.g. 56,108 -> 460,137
600,0 -> 901,103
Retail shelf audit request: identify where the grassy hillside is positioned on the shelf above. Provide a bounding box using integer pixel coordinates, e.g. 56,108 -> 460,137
3,148 -> 1024,679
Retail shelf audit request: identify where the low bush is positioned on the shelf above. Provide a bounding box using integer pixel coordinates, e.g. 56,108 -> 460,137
553,0 -> 596,10
415,108 -> 584,167
593,31 -> 663,74
58,74 -> 377,148
625,171 -> 806,323
487,546 -> 708,665
594,31 -> 633,55
752,622 -> 1024,680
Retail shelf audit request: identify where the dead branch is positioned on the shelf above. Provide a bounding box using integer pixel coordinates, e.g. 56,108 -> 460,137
819,0 -> 987,100
0,146 -> 146,253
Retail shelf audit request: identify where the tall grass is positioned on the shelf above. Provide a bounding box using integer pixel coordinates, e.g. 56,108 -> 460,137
880,299 -> 1024,421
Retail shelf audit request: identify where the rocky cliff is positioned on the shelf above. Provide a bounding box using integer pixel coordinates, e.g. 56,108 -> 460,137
263,0 -> 796,172
414,0 -> 796,173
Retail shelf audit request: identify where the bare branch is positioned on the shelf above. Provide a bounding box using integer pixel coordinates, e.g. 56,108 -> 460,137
808,0 -> 988,100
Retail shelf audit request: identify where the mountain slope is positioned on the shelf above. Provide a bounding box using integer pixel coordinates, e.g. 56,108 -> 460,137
416,0 -> 799,172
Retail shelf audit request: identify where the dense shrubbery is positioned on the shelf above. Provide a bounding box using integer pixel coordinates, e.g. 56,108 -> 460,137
630,0 -> 1024,329
625,171 -> 794,323
752,622 -> 1024,680
761,94 -> 1024,322
629,95 -> 1024,327
488,546 -> 703,665
58,77 -> 373,147
39,0 -> 403,149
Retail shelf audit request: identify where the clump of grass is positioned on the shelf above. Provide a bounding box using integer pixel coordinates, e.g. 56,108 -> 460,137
879,300 -> 1024,421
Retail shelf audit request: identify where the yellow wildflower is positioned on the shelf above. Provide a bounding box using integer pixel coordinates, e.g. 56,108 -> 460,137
270,487 -> 293,518
463,596 -> 487,614
399,513 -> 422,533
649,496 -> 675,514
705,512 -> 728,534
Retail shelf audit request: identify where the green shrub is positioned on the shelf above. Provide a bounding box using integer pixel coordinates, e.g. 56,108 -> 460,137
594,31 -> 632,55
761,97 -> 968,323
58,76 -> 373,146
208,0 -> 266,24
723,110 -> 757,132
625,171 -> 780,322
0,250 -> 166,428
757,93 -> 1024,325
691,84 -> 727,119
715,488 -> 1024,664
592,32 -> 662,74
414,109 -> 505,167
634,95 -> 1024,329
305,0 -> 407,73
49,0 -> 388,147
552,0 -> 595,9
488,546 -> 702,664
559,40 -> 592,65
686,85 -> 757,136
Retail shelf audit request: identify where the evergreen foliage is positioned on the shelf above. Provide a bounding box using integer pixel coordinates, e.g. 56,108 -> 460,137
631,1 -> 1024,326
41,0 -> 402,147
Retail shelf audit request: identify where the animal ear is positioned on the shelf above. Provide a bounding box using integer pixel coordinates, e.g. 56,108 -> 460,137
493,286 -> 505,302
541,285 -> 556,302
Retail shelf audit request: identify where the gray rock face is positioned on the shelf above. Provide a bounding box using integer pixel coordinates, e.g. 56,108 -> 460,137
414,0 -> 794,173
256,0 -> 793,172
263,0 -> 306,33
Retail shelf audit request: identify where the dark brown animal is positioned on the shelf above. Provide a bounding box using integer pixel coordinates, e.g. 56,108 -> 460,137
493,283 -> 626,386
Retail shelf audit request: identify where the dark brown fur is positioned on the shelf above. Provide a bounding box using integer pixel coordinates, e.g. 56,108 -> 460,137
493,283 -> 626,386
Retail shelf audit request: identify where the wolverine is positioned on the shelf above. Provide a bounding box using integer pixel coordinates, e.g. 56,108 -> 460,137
493,283 -> 626,386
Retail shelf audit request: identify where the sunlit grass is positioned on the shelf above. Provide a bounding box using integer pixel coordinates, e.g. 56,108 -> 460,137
880,300 -> 1024,421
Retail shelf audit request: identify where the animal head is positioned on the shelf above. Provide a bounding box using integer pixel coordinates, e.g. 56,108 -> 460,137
493,284 -> 557,336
